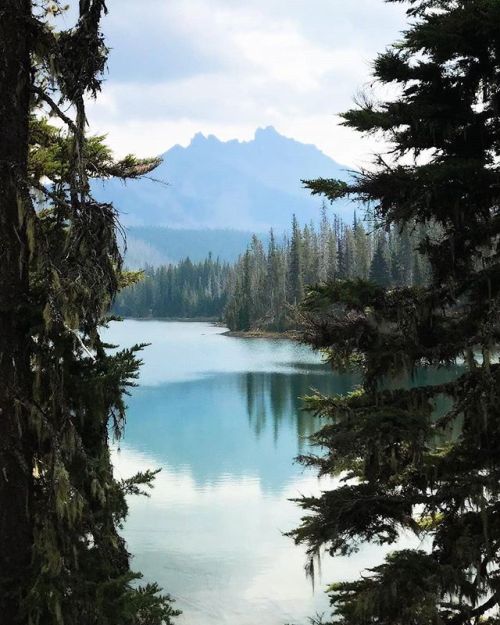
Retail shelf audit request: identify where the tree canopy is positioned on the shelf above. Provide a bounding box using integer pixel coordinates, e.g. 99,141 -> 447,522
289,1 -> 500,623
0,2 -> 177,623
114,210 -> 429,330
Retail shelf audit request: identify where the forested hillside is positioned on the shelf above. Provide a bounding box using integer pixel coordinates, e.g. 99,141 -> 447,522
115,206 -> 430,329
225,208 -> 429,330
114,256 -> 231,318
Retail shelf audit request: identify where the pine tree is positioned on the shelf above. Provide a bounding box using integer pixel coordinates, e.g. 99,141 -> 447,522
342,226 -> 354,278
0,6 -> 34,620
353,217 -> 371,279
369,233 -> 392,287
326,227 -> 338,279
266,229 -> 287,330
291,1 -> 500,623
0,2 -> 178,623
240,250 -> 252,330
249,234 -> 267,323
289,214 -> 304,305
336,235 -> 348,279
318,202 -> 331,281
117,210 -> 428,332
398,226 -> 414,286
221,211 -> 427,332
302,224 -> 314,284
115,257 -> 231,319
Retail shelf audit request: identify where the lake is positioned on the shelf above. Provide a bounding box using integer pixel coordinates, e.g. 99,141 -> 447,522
104,320 -> 418,625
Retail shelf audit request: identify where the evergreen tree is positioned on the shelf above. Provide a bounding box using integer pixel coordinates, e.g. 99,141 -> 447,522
239,250 -> 253,331
115,257 -> 232,319
318,202 -> 331,281
353,217 -> 371,279
120,211 -> 428,332
390,225 -> 414,286
249,234 -> 267,323
223,211 -> 429,331
412,255 -> 424,286
0,2 -> 178,623
336,236 -> 348,279
289,214 -> 304,305
266,229 -> 287,330
326,226 -> 338,279
345,226 -> 358,278
398,226 -> 414,286
291,1 -> 500,623
369,233 -> 392,287
0,6 -> 33,619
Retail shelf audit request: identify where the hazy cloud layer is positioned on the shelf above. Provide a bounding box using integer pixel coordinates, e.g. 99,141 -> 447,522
83,0 -> 407,166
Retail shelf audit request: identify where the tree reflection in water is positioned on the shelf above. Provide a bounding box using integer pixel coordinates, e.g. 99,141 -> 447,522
241,366 -> 357,449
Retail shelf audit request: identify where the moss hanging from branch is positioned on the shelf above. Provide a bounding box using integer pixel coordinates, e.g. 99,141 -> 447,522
289,1 -> 500,623
0,1 -> 178,623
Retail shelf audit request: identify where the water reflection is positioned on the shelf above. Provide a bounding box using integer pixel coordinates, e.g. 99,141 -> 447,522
103,321 -> 421,625
240,370 -> 356,448
113,445 -> 418,625
121,363 -> 360,495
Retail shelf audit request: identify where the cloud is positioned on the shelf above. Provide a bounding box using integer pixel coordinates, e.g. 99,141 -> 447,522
85,0 -> 407,166
113,443 -> 421,623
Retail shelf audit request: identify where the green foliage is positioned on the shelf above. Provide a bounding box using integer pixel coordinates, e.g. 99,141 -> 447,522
224,212 -> 427,332
291,1 -> 500,623
369,234 -> 392,287
114,256 -> 231,319
117,212 -> 428,330
327,551 -> 444,625
0,2 -> 177,623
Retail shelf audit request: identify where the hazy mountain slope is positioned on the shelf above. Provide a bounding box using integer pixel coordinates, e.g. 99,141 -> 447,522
93,126 -> 353,232
124,227 -> 262,267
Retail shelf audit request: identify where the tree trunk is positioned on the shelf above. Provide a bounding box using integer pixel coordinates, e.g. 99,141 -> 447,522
0,2 -> 34,622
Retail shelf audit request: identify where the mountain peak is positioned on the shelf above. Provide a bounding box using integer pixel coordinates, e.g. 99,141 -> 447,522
191,131 -> 205,143
254,125 -> 280,139
190,132 -> 220,146
187,126 -> 297,150
93,127 -> 354,232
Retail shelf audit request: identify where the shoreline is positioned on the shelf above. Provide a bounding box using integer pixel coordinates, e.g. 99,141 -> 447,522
119,316 -> 219,323
118,317 -> 298,340
221,329 -> 299,340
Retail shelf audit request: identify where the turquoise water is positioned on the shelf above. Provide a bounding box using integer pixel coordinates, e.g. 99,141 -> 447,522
105,320 -> 417,625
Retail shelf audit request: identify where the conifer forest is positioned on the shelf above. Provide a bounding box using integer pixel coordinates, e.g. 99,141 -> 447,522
115,210 -> 431,331
2,1 -> 500,625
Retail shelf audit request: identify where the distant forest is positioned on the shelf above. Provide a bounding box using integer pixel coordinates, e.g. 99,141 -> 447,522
114,255 -> 231,319
113,205 -> 431,330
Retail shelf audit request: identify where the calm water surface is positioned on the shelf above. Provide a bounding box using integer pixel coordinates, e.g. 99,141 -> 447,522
105,320 -> 417,625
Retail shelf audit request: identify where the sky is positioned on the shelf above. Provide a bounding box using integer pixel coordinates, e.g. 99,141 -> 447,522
75,0 -> 409,168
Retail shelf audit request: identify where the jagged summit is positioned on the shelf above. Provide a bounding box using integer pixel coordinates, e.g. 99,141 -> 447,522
187,125 -> 318,151
189,131 -> 220,146
92,127 -> 353,232
254,125 -> 280,138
